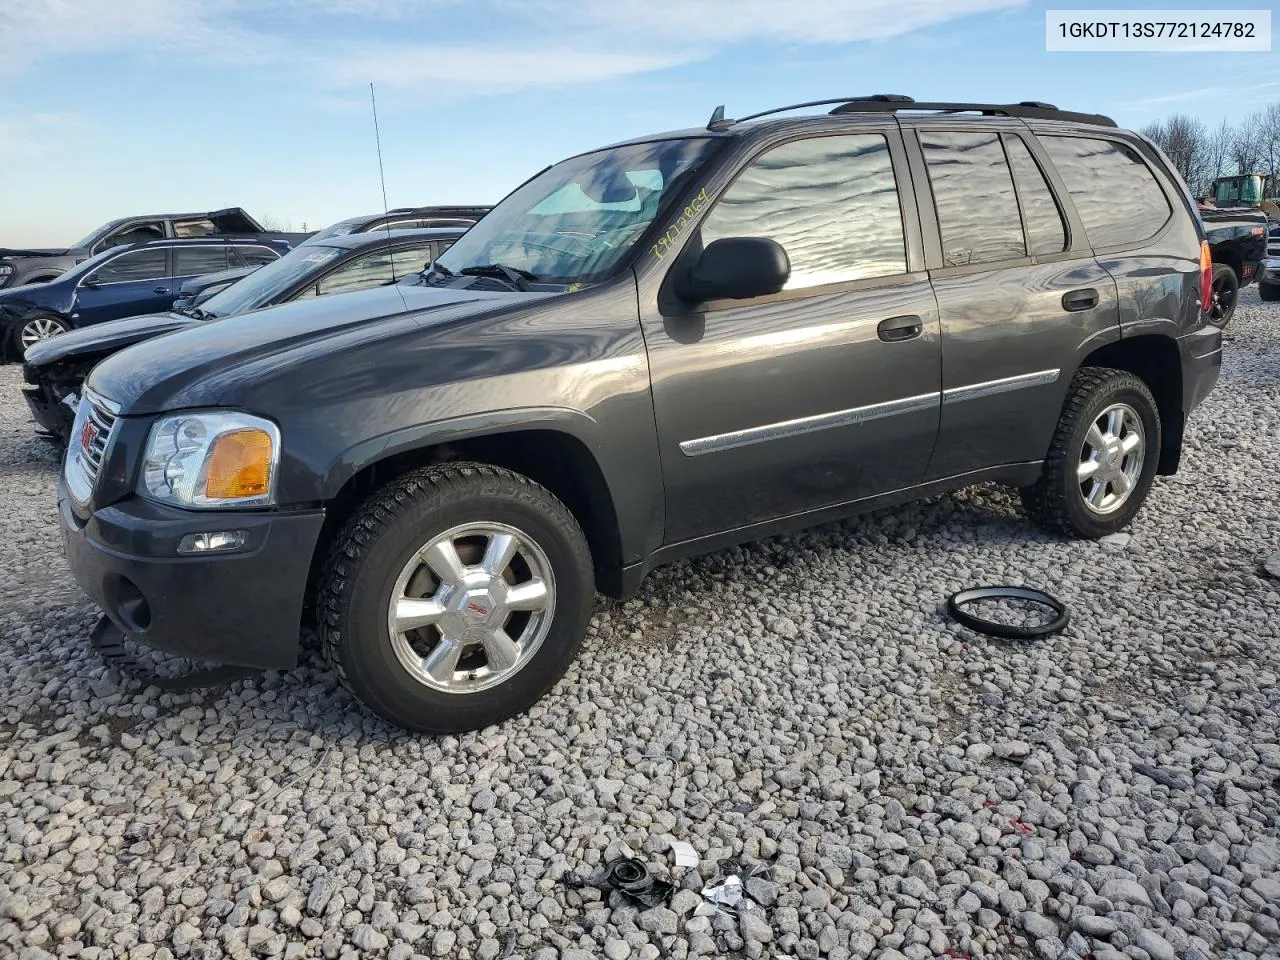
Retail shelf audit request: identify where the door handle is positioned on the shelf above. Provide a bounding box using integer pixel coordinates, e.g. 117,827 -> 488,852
153,286 -> 170,295
877,314 -> 923,343
1062,288 -> 1098,312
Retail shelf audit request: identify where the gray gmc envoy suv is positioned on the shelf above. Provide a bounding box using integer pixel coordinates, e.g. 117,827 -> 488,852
59,96 -> 1222,731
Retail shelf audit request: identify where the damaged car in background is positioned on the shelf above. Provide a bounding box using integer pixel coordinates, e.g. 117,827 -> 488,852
0,207 -> 308,289
0,236 -> 293,360
22,227 -> 464,439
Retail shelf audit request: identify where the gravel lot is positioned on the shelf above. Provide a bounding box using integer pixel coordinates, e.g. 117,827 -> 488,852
1,294 -> 1278,960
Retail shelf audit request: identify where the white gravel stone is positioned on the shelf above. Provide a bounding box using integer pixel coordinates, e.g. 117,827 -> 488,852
1,293 -> 1279,959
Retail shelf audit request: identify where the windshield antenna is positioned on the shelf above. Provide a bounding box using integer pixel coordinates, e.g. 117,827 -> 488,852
369,82 -> 399,285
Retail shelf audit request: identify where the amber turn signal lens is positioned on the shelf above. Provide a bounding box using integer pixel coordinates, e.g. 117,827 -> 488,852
203,429 -> 274,500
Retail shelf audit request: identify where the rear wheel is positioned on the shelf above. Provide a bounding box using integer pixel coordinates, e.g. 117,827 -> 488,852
1259,281 -> 1280,302
319,463 -> 594,733
13,315 -> 70,356
1207,264 -> 1239,328
1021,368 -> 1161,539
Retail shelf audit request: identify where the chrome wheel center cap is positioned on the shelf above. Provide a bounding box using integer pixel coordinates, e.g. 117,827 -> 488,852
440,573 -> 507,641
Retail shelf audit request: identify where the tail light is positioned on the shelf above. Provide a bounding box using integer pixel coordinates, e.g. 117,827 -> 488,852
1200,240 -> 1212,316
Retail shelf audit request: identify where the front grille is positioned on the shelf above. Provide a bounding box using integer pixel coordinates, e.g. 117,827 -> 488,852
63,389 -> 120,506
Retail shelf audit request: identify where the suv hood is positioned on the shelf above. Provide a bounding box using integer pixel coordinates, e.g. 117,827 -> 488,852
24,312 -> 195,368
89,283 -> 549,414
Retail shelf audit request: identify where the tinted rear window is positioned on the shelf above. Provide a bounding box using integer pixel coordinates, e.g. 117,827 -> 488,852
1039,136 -> 1171,249
174,247 -> 230,277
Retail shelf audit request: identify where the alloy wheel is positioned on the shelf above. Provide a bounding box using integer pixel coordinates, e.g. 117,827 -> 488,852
20,317 -> 66,351
386,522 -> 556,694
1209,275 -> 1236,326
1077,402 -> 1145,515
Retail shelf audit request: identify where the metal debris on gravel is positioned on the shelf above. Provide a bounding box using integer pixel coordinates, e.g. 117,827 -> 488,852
0,289 -> 1279,960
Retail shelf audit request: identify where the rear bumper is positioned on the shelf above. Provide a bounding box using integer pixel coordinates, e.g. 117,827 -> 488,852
60,485 -> 326,669
1179,325 -> 1222,414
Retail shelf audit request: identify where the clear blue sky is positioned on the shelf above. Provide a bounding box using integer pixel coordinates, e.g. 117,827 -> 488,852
1,0 -> 1276,245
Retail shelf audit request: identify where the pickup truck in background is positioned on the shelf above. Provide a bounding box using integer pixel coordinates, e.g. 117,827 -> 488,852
1198,205 -> 1269,328
0,207 -> 311,289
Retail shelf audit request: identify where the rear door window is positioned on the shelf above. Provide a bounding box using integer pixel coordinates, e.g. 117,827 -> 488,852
173,219 -> 218,237
1039,136 -> 1172,249
700,133 -> 908,290
919,130 -> 1025,267
1003,136 -> 1067,256
174,247 -> 230,277
90,249 -> 170,284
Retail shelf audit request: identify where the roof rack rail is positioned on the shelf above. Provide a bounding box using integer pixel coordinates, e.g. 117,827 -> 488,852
828,96 -> 1116,127
710,94 -> 913,129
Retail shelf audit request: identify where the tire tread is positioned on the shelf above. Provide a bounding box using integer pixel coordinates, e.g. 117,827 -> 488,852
317,462 -> 591,729
1021,367 -> 1157,538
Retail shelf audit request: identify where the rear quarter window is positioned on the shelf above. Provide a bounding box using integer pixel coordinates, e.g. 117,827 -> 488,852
1039,135 -> 1172,249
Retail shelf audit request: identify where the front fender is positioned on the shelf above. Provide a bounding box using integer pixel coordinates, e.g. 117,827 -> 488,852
322,405 -> 601,498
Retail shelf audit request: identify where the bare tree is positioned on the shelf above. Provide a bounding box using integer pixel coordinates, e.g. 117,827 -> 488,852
1230,111 -> 1266,176
1201,119 -> 1234,195
1255,103 -> 1280,197
258,214 -> 294,232
1143,114 -> 1209,193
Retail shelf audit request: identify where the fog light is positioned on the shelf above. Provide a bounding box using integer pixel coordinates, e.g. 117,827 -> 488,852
178,530 -> 248,554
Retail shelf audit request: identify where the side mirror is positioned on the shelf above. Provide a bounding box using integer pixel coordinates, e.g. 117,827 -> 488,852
81,278 -> 101,289
678,237 -> 789,303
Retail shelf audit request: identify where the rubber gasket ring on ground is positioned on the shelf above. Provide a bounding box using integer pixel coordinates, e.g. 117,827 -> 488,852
946,586 -> 1070,640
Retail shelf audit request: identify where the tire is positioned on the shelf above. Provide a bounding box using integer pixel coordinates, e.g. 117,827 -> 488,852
1021,368 -> 1161,539
1260,281 -> 1280,302
319,463 -> 594,733
12,314 -> 70,356
1207,264 -> 1239,328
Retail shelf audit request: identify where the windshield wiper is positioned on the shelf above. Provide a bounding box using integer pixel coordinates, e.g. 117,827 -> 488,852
459,263 -> 537,292
419,261 -> 455,286
178,305 -> 215,321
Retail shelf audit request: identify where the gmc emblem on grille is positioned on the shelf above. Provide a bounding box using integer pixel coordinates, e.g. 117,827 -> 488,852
79,418 -> 99,453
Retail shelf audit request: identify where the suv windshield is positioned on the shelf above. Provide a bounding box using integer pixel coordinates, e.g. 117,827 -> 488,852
303,217 -> 366,245
73,222 -> 116,250
433,138 -> 719,286
199,244 -> 343,317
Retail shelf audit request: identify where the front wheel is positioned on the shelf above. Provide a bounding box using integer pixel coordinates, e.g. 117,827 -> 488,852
1207,264 -> 1239,328
319,463 -> 594,733
14,315 -> 70,356
1021,368 -> 1161,539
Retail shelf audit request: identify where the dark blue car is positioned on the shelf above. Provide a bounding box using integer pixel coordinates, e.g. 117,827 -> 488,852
0,237 -> 288,358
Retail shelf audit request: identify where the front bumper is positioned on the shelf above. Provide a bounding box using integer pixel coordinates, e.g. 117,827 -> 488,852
60,484 -> 326,669
22,381 -> 75,440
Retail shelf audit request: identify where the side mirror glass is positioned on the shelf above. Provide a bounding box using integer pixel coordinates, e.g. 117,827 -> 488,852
678,237 -> 790,303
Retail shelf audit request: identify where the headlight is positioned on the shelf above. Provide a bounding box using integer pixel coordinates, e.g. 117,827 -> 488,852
139,411 -> 280,509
